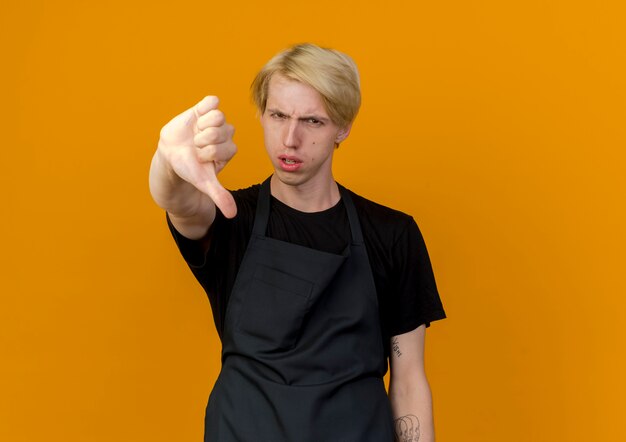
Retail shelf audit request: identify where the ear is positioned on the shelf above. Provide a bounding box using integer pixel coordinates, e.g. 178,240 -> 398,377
335,124 -> 353,144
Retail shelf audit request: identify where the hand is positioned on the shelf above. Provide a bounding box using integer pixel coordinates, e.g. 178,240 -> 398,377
158,96 -> 237,218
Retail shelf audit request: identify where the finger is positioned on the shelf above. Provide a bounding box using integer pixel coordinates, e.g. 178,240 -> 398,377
180,96 -> 219,129
196,141 -> 237,163
194,123 -> 234,147
197,109 -> 225,131
194,96 -> 219,119
163,96 -> 220,136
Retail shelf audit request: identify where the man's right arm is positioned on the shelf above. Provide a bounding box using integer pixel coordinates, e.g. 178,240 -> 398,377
149,96 -> 238,239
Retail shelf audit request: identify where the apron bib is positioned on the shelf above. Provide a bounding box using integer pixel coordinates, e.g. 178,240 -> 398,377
204,178 -> 394,441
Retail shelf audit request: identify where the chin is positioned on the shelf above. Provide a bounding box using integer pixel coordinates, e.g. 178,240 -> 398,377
273,170 -> 306,187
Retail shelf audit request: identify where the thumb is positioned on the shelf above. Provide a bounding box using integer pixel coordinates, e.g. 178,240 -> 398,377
201,166 -> 238,219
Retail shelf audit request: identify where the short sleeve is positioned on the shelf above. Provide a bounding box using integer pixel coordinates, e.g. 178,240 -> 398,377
166,212 -> 214,268
388,218 -> 446,336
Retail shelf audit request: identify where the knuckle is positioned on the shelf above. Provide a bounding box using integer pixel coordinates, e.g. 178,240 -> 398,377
193,132 -> 203,146
196,128 -> 218,145
198,110 -> 225,130
196,115 -> 208,131
210,109 -> 225,124
208,127 -> 222,142
194,130 -> 208,146
197,144 -> 217,161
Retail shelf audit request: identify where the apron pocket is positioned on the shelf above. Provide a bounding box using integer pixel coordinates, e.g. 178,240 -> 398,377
236,264 -> 314,351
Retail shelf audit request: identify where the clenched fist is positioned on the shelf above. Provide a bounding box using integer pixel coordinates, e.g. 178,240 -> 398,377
157,96 -> 237,218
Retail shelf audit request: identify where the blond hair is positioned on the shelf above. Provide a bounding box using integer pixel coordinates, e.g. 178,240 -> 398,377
251,43 -> 361,128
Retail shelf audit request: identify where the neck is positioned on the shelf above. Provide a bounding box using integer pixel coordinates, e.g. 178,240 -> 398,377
270,175 -> 340,213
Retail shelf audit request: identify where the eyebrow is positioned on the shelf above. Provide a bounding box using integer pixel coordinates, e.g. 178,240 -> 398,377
267,108 -> 330,123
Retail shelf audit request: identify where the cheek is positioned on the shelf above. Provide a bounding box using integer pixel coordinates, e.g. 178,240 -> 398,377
263,128 -> 277,145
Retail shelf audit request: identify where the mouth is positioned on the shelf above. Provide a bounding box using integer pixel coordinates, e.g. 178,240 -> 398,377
278,155 -> 302,171
279,155 -> 301,164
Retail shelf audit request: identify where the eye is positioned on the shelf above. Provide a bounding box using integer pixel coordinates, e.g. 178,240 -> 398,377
305,118 -> 323,127
270,111 -> 287,120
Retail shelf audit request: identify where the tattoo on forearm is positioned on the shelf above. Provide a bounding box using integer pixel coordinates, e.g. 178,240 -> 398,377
394,414 -> 420,441
392,337 -> 403,358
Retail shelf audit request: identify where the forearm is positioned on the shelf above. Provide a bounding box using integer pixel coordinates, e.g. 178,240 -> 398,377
149,148 -> 216,238
389,378 -> 434,442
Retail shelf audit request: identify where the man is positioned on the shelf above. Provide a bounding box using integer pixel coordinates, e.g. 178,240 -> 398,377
150,43 -> 445,442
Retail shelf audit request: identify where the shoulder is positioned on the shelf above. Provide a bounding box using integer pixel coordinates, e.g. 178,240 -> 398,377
344,187 -> 417,243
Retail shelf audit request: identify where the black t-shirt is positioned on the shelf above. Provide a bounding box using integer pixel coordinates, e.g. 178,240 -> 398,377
168,183 -> 446,359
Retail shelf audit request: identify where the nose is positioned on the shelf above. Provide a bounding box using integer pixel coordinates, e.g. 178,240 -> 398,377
283,119 -> 300,148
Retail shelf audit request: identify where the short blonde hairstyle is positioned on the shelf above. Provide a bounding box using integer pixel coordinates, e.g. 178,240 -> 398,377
251,43 -> 361,128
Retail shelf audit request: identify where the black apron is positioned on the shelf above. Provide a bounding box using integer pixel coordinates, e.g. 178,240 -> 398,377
204,178 -> 394,441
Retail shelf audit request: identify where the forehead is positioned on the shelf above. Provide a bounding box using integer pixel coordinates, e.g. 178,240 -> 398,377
266,74 -> 329,117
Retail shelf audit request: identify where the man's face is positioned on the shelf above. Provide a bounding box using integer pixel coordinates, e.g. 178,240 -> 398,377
261,74 -> 350,190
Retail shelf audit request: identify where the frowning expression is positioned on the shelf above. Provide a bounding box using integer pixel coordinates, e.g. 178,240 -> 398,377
261,74 -> 350,190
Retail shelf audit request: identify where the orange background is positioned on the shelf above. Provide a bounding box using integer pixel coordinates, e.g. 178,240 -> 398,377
2,1 -> 625,441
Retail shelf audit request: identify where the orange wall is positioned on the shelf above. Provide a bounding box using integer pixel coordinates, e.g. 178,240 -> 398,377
2,1 -> 625,441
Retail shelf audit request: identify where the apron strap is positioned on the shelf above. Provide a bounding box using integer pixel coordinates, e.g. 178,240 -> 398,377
338,184 -> 364,246
251,177 -> 272,237
251,177 -> 365,246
